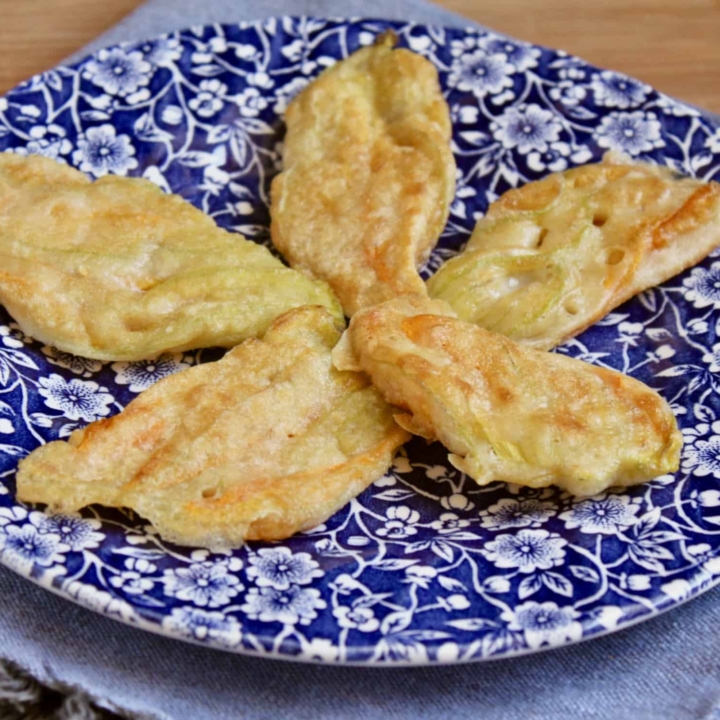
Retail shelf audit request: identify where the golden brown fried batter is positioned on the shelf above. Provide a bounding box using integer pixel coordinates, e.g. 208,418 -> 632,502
428,153 -> 720,349
270,32 -> 455,315
17,306 -> 410,548
333,295 -> 681,497
0,153 -> 342,360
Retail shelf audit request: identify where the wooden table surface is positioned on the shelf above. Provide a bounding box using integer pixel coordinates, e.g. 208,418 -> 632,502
0,0 -> 718,113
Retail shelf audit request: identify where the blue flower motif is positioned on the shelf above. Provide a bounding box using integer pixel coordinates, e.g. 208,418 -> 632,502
73,124 -> 138,177
430,512 -> 470,534
188,79 -> 228,118
139,36 -> 182,67
235,86 -> 268,118
479,498 -> 556,530
84,48 -> 152,96
37,374 -> 114,423
1,524 -> 66,570
107,558 -> 157,595
163,562 -> 242,607
595,111 -> 664,155
502,601 -> 581,649
535,144 -> 593,173
111,353 -> 190,393
491,104 -> 562,154
483,529 -> 567,573
448,50 -> 515,98
548,80 -> 587,107
333,605 -> 380,632
481,38 -> 540,71
559,494 -> 640,535
109,569 -> 155,595
683,264 -> 720,309
246,547 -> 322,590
162,607 -> 241,645
682,422 -> 720,478
527,141 -> 571,173
376,505 -> 421,539
31,512 -> 104,551
11,124 -> 72,160
591,71 -> 649,109
241,585 -> 326,625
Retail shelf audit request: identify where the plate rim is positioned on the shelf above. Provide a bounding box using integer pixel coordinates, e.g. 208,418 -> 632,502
1,14 -> 719,666
3,552 -> 718,667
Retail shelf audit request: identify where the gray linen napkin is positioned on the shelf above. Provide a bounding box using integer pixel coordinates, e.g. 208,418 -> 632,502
1,1 -> 720,718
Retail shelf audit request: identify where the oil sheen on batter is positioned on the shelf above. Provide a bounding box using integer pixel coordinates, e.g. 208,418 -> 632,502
0,153 -> 342,360
428,153 -> 720,349
333,295 -> 681,497
17,306 -> 410,548
271,32 -> 455,315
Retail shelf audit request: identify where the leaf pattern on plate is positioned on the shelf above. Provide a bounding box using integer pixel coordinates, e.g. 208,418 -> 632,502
0,17 -> 719,664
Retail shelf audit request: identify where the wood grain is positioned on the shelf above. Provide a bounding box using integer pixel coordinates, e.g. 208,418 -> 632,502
0,0 -> 718,113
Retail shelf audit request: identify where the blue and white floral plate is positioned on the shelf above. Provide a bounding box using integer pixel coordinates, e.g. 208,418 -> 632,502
1,17 -> 720,665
